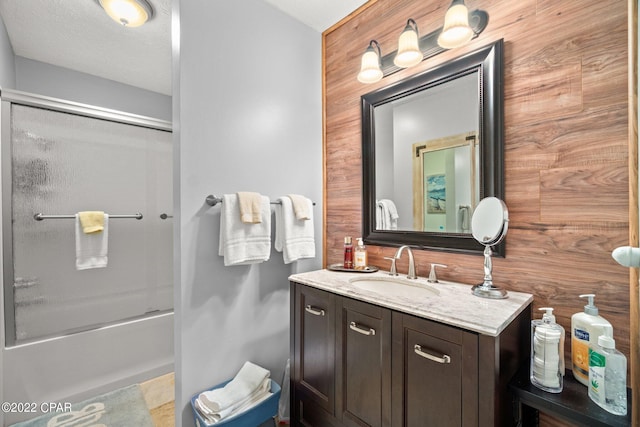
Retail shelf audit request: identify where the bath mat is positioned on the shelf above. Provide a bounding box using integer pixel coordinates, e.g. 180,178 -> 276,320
10,384 -> 155,427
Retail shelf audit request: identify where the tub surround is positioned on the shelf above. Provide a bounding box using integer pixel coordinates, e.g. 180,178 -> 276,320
289,269 -> 533,336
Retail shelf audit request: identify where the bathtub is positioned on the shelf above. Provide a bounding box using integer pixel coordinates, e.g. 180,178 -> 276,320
1,311 -> 173,426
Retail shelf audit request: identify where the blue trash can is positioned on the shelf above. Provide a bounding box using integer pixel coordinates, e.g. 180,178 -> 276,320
191,378 -> 281,427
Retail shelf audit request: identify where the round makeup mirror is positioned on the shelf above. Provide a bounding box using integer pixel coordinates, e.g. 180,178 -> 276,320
471,197 -> 509,299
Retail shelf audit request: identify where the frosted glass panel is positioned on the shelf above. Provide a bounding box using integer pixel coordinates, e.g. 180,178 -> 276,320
10,105 -> 172,342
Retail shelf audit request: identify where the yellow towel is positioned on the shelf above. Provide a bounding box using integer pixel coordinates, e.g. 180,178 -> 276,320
78,211 -> 105,234
237,192 -> 263,224
287,194 -> 311,220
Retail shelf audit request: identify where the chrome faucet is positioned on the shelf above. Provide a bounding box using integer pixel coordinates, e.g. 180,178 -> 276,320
394,245 -> 417,279
383,256 -> 398,276
427,263 -> 447,283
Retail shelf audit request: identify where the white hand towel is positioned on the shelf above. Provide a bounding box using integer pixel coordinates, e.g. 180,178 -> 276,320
199,361 -> 271,412
75,213 -> 108,270
196,377 -> 272,424
218,194 -> 271,266
275,196 -> 315,264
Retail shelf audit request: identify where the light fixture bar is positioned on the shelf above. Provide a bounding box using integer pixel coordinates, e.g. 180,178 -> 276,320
378,9 -> 488,79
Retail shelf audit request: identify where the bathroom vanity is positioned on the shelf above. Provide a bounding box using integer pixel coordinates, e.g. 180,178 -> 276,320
289,269 -> 533,426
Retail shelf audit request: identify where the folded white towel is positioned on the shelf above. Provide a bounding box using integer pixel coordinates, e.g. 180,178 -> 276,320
75,213 -> 108,270
275,196 -> 315,264
196,377 -> 272,424
376,199 -> 399,230
199,361 -> 271,413
218,194 -> 271,266
287,194 -> 311,220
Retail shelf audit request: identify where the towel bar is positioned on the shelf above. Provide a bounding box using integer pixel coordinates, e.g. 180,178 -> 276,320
205,194 -> 316,207
34,213 -> 143,221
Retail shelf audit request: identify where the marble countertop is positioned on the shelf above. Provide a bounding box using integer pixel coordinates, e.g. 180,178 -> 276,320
289,269 -> 533,337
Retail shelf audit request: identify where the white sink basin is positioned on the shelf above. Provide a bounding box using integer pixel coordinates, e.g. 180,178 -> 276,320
349,276 -> 440,298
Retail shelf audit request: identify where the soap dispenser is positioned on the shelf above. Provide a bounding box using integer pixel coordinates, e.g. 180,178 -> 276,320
354,238 -> 368,270
588,325 -> 627,415
530,307 -> 565,393
571,294 -> 611,386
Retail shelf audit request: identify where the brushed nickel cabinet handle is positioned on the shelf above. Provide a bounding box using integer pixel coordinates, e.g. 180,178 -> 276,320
305,305 -> 325,316
414,344 -> 451,364
349,321 -> 376,336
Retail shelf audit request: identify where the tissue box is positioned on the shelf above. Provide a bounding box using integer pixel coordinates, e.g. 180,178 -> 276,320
191,379 -> 281,427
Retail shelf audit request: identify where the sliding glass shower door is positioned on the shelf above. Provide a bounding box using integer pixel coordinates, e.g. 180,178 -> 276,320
2,92 -> 173,345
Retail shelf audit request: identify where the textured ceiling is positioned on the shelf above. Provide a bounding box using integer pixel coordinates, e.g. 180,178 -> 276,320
0,0 -> 367,97
0,0 -> 172,95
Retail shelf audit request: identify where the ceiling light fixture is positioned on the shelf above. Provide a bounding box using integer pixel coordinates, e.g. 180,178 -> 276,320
437,0 -> 474,49
357,40 -> 383,84
356,5 -> 488,84
98,0 -> 153,27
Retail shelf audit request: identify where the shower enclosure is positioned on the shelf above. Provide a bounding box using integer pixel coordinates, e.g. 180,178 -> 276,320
0,90 -> 173,425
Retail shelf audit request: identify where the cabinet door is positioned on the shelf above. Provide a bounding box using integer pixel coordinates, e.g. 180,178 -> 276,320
338,297 -> 392,427
292,284 -> 336,423
392,313 -> 478,427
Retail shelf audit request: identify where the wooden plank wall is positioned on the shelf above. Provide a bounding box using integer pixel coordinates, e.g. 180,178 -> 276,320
323,1 -> 631,424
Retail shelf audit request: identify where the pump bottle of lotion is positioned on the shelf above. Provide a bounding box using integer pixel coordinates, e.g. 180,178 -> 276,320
571,294 -> 611,386
354,238 -> 368,270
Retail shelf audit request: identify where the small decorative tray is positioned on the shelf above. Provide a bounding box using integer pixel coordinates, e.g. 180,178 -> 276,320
327,264 -> 379,273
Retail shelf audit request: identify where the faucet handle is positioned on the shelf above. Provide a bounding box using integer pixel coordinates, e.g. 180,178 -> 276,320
428,263 -> 447,283
383,256 -> 398,276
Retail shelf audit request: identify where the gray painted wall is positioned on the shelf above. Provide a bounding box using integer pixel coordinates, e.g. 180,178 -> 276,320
0,14 -> 13,419
175,1 -> 322,426
15,57 -> 171,121
0,14 -> 15,89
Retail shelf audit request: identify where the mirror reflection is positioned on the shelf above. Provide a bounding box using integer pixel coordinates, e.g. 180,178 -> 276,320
374,72 -> 479,233
362,40 -> 504,255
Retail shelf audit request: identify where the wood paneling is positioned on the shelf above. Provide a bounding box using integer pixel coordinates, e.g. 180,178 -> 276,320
323,2 -> 632,425
627,1 -> 639,425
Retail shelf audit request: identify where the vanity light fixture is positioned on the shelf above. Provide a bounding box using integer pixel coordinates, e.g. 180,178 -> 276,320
437,0 -> 474,49
357,40 -> 384,84
356,4 -> 488,83
394,19 -> 423,68
98,0 -> 153,27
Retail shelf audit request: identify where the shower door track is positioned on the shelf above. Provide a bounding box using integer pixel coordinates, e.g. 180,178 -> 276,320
8,309 -> 174,348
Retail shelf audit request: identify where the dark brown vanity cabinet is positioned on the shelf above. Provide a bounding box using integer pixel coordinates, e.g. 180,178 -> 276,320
291,281 -> 530,427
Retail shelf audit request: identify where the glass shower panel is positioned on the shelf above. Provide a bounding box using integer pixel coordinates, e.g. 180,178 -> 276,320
11,104 -> 172,342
